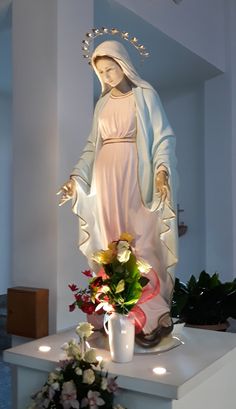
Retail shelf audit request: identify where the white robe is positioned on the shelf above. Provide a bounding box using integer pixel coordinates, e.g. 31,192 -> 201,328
71,85 -> 178,332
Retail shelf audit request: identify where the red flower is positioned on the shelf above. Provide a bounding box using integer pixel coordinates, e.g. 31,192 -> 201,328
81,303 -> 96,314
90,277 -> 103,289
75,294 -> 82,302
102,295 -> 110,302
69,303 -> 76,312
82,269 -> 93,277
96,307 -> 105,315
81,294 -> 91,303
68,284 -> 78,292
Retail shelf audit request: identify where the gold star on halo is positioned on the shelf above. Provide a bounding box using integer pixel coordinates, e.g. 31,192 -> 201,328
86,32 -> 93,38
111,28 -> 119,35
121,31 -> 129,39
92,28 -> 100,34
82,27 -> 150,63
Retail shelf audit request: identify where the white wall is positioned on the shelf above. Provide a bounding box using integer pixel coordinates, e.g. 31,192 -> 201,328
161,85 -> 205,281
204,0 -> 236,281
0,93 -> 12,294
12,0 -> 94,332
56,0 -> 94,330
116,0 -> 226,71
12,0 -> 58,332
204,74 -> 232,280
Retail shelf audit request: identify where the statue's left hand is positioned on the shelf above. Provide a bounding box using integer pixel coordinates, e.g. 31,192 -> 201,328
155,170 -> 170,202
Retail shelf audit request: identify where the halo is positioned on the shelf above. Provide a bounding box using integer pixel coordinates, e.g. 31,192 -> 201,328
82,27 -> 150,64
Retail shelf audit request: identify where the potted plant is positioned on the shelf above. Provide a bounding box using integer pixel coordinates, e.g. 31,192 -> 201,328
171,270 -> 236,331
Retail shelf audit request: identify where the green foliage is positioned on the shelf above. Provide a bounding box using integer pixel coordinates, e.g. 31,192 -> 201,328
91,252 -> 149,315
171,270 -> 236,325
85,235 -> 151,316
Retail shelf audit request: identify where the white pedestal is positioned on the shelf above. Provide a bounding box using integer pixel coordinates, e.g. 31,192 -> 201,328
4,327 -> 236,409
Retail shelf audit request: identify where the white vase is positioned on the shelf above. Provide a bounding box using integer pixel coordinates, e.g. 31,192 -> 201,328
105,312 -> 135,363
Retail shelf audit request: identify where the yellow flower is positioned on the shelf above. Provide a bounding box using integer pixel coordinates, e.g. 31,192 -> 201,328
92,249 -> 114,264
119,232 -> 133,243
108,241 -> 117,251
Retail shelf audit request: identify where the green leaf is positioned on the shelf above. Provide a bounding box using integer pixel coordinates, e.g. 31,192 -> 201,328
124,298 -> 138,305
115,279 -> 125,293
187,275 -> 197,292
198,270 -> 211,288
209,272 -> 221,288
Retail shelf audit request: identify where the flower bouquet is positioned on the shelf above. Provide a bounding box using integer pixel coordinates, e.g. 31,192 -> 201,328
28,323 -> 126,409
89,233 -> 150,316
90,233 -> 152,362
68,233 -> 154,362
69,233 -> 151,319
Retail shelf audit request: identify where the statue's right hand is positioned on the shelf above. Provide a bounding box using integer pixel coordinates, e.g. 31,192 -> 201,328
56,178 -> 76,207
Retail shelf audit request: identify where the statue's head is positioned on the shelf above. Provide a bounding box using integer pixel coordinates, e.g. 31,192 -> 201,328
93,55 -> 125,89
91,40 -> 152,95
91,41 -> 133,94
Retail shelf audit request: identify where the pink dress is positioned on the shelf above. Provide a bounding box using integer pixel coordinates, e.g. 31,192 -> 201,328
95,91 -> 171,333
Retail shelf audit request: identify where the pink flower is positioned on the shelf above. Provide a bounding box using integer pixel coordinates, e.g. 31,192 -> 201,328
81,390 -> 105,409
107,378 -> 118,393
60,380 -> 80,409
69,284 -> 79,292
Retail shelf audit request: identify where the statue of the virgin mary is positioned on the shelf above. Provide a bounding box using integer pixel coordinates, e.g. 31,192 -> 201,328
58,39 -> 178,347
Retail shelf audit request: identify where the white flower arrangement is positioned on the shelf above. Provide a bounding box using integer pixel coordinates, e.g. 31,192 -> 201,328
76,322 -> 94,339
28,323 -> 127,409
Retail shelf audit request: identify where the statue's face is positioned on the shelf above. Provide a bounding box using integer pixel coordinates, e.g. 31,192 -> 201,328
95,57 -> 125,88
